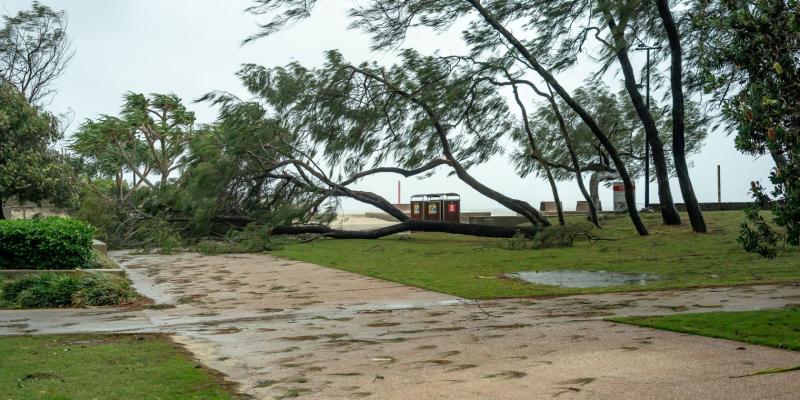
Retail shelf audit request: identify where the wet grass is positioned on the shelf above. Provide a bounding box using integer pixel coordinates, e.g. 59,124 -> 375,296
274,211 -> 800,299
609,306 -> 800,351
0,334 -> 239,399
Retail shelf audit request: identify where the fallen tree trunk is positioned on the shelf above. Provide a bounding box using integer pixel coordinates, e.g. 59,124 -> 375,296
271,220 -> 540,239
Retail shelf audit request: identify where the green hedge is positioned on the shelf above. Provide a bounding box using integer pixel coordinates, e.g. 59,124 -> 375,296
0,217 -> 95,270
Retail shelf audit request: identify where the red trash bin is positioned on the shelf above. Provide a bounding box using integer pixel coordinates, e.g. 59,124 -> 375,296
443,193 -> 461,223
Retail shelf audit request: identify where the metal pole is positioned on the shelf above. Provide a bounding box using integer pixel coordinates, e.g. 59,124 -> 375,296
717,165 -> 721,204
397,180 -> 401,204
644,48 -> 651,208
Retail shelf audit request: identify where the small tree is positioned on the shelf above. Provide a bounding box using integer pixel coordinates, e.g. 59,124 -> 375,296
0,2 -> 73,105
72,92 -> 197,191
0,83 -> 77,217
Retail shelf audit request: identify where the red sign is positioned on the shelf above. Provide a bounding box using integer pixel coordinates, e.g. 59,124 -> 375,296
613,183 -> 635,192
448,203 -> 456,212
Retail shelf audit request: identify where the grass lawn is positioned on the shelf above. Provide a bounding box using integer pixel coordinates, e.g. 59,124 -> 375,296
609,307 -> 800,351
0,334 -> 238,400
274,211 -> 800,299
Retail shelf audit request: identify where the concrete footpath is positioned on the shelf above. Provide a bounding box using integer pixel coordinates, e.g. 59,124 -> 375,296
2,252 -> 800,399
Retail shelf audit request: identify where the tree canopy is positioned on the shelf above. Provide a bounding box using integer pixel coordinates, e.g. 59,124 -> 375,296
0,83 -> 76,216
691,0 -> 799,256
0,2 -> 73,105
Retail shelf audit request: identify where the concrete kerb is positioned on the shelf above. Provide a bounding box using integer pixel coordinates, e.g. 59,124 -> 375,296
0,269 -> 127,279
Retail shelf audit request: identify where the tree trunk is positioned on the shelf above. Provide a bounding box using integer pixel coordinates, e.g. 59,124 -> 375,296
0,197 -> 5,220
334,188 -> 409,222
603,11 -> 682,226
506,79 -> 564,226
545,88 -> 599,227
449,159 -> 551,226
466,0 -> 648,235
590,173 -> 602,212
541,161 -> 565,225
655,0 -> 707,233
272,220 -> 540,239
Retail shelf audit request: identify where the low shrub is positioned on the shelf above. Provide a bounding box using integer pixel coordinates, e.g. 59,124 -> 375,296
0,217 -> 95,270
0,273 -> 137,309
501,223 -> 598,250
72,273 -> 137,306
2,273 -> 81,308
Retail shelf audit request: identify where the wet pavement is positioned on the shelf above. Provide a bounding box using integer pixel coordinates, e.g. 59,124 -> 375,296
2,252 -> 800,399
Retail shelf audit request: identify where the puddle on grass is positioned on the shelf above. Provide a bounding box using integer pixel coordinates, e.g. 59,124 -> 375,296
505,270 -> 660,288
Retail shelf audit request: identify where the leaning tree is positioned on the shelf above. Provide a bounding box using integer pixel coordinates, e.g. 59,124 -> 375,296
0,2 -> 73,105
196,51 -> 553,238
515,83 -> 708,221
246,0 -> 718,235
221,51 -> 553,227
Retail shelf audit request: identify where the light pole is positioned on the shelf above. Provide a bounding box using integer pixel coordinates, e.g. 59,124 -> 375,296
633,43 -> 659,209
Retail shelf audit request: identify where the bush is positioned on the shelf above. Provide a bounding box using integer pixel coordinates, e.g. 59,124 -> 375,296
71,273 -> 137,306
0,217 -> 95,269
0,272 -> 137,308
2,273 -> 81,308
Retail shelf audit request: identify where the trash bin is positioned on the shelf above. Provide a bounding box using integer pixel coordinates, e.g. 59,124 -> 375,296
410,195 -> 425,220
423,194 -> 443,221
409,193 -> 460,223
443,193 -> 461,223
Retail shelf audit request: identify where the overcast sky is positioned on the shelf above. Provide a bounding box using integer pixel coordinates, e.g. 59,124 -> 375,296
3,0 -> 773,214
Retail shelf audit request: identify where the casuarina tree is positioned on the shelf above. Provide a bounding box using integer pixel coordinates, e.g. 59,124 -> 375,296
246,1 -> 707,235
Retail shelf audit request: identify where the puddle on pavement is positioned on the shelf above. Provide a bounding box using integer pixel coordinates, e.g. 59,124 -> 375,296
505,270 -> 660,288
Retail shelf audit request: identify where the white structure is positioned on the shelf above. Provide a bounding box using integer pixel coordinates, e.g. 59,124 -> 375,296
612,182 -> 635,211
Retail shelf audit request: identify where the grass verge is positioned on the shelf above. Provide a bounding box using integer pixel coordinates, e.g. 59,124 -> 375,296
0,334 -> 239,399
274,211 -> 800,299
608,307 -> 800,351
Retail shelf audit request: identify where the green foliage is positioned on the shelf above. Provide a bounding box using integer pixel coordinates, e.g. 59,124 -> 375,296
71,92 -> 196,188
71,273 -> 137,307
516,83 -> 708,182
71,180 -> 124,246
738,183 -> 784,259
502,223 -> 597,250
1,273 -> 80,308
0,83 -> 78,209
0,217 -> 94,270
128,218 -> 184,254
195,224 -> 282,255
0,2 -> 72,104
0,272 -> 137,308
87,252 -> 119,269
692,0 -> 800,254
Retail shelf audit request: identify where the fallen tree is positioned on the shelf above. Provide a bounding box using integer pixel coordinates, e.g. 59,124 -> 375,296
271,220 -> 540,239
